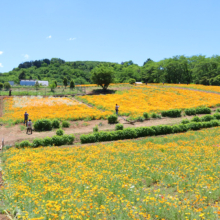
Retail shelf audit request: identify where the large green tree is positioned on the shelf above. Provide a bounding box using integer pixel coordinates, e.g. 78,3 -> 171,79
91,65 -> 114,91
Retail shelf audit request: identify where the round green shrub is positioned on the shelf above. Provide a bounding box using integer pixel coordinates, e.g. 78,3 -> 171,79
0,82 -> 3,90
52,119 -> 60,128
51,135 -> 64,146
108,115 -> 118,124
19,140 -> 32,148
181,119 -> 190,124
62,121 -> 70,128
191,116 -> 201,122
129,78 -> 136,84
32,138 -> 44,148
93,126 -> 99,132
143,112 -> 150,119
56,129 -> 64,136
185,108 -> 196,116
34,119 -> 52,131
3,82 -> 11,90
43,137 -> 52,146
115,124 -> 124,130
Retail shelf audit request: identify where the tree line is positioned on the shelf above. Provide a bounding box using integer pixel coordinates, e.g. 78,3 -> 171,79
1,55 -> 220,86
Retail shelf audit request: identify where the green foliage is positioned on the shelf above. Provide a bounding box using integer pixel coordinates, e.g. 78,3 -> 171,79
52,119 -> 60,128
195,107 -> 211,114
181,119 -> 190,124
191,116 -> 201,122
4,82 -> 11,90
93,126 -> 99,132
143,112 -> 150,119
151,113 -> 161,118
63,77 -> 68,88
52,135 -> 65,146
35,81 -> 40,90
50,83 -> 56,92
16,140 -> 32,148
91,65 -> 114,90
0,82 -> 3,90
161,109 -> 182,118
43,137 -> 52,146
200,115 -> 214,122
32,138 -> 44,148
187,122 -> 202,130
213,113 -> 220,120
62,121 -> 70,128
216,108 -> 220,113
80,134 -> 96,144
185,108 -> 196,116
34,119 -> 52,131
115,124 -> 123,130
137,116 -> 145,122
129,78 -> 136,84
56,129 -> 64,136
108,115 -> 118,124
70,80 -> 75,89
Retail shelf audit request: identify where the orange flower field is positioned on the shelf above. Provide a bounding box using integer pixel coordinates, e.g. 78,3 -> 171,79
0,96 -> 111,123
79,87 -> 220,117
2,127 -> 220,219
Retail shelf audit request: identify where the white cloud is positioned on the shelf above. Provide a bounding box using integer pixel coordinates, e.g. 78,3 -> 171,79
22,54 -> 30,60
0,51 -> 3,55
47,35 -> 52,39
0,63 -> 3,68
68,37 -> 76,41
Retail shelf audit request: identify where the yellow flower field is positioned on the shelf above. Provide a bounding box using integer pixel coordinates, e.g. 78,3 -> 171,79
79,87 -> 220,117
149,83 -> 220,93
2,127 -> 220,219
0,96 -> 111,123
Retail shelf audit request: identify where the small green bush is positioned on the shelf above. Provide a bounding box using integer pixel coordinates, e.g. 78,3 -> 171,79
129,78 -> 136,84
63,134 -> 75,145
185,108 -> 196,116
52,119 -> 60,128
115,124 -> 124,130
19,140 -> 32,148
200,115 -> 214,122
161,109 -> 182,118
143,112 -> 150,119
210,120 -> 220,127
93,126 -> 99,132
56,129 -> 64,136
196,107 -> 211,114
0,82 -> 3,90
34,119 -> 52,131
32,138 -> 44,148
191,116 -> 201,122
213,113 -> 220,120
108,115 -> 118,124
4,82 -> 11,90
43,137 -> 52,146
137,116 -> 145,122
80,134 -> 96,144
172,125 -> 182,133
123,128 -> 137,139
151,113 -> 161,118
62,121 -> 70,128
51,135 -> 64,146
187,122 -> 202,130
181,119 -> 190,124
216,108 -> 220,113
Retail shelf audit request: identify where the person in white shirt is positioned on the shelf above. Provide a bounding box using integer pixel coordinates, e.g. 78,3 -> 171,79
26,119 -> 33,135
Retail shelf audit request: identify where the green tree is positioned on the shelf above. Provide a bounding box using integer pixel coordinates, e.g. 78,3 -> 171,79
50,83 -> 56,92
70,80 -> 75,89
35,81 -> 40,90
4,82 -> 11,90
0,82 -> 3,90
63,77 -> 68,89
53,80 -> 57,87
91,65 -> 114,91
19,70 -> 26,80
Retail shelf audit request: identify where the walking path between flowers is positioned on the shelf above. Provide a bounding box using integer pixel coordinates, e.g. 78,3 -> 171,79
1,85 -> 220,147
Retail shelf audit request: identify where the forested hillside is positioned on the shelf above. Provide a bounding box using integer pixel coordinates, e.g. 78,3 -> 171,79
1,55 -> 220,85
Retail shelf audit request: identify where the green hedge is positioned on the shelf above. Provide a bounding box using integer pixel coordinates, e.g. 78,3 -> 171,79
185,108 -> 196,116
34,119 -> 52,131
115,124 -> 124,130
80,118 -> 220,144
195,107 -> 211,114
161,109 -> 182,118
108,115 -> 118,124
16,134 -> 75,148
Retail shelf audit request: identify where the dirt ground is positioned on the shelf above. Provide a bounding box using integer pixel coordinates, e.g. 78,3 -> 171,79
0,112 -> 217,146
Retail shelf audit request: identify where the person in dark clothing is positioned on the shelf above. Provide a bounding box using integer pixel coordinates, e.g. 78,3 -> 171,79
115,104 -> 119,115
26,119 -> 33,134
24,112 -> 29,126
9,89 -> 12,96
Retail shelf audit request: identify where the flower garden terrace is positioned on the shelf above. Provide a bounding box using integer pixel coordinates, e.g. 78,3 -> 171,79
1,127 -> 220,219
78,86 -> 220,118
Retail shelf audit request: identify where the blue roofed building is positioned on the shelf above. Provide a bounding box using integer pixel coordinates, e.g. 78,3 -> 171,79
20,80 -> 36,86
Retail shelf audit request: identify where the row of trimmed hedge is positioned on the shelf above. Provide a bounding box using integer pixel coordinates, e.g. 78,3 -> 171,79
80,117 -> 220,144
182,113 -> 220,124
15,134 -> 75,148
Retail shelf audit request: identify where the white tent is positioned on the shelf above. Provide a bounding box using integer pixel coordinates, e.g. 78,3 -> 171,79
38,81 -> 49,86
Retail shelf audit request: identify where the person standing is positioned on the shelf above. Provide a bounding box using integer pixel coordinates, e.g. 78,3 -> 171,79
26,119 -> 33,134
24,112 -> 29,126
115,104 -> 119,115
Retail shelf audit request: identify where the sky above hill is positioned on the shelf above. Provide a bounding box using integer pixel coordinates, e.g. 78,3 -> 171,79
1,0 -> 220,72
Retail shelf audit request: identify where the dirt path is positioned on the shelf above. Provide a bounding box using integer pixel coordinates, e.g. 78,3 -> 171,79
0,111 -> 218,146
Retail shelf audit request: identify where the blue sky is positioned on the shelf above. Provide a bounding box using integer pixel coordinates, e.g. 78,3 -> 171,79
1,0 -> 220,72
